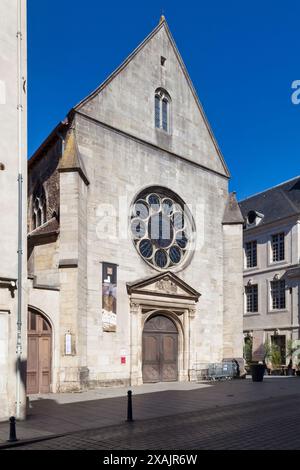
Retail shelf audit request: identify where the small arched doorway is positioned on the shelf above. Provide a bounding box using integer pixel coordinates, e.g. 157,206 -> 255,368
142,314 -> 178,383
27,309 -> 52,394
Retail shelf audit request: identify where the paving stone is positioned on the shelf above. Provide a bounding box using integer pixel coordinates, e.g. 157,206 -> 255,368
1,378 -> 300,449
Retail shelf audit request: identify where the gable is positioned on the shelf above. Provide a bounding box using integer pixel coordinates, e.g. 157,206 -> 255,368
75,19 -> 229,177
127,271 -> 201,302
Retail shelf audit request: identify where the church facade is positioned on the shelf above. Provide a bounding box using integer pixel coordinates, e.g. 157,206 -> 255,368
27,18 -> 243,394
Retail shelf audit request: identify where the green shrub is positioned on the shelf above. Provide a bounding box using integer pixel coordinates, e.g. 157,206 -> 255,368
243,337 -> 253,364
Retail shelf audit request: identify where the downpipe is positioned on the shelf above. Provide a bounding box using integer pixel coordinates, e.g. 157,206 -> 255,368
16,0 -> 24,420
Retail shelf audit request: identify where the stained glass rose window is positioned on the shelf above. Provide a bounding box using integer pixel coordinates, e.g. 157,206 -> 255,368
131,188 -> 195,271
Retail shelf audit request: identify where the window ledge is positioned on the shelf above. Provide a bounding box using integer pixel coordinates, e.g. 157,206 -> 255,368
267,309 -> 289,314
155,127 -> 171,137
244,312 -> 260,317
268,260 -> 287,267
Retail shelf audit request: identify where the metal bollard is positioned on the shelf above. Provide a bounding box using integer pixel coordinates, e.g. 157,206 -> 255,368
7,416 -> 18,442
126,390 -> 133,422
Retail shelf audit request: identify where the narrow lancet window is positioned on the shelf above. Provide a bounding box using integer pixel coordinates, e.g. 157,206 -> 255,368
32,184 -> 46,229
154,88 -> 171,133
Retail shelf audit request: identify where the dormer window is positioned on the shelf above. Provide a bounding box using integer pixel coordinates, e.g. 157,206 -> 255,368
155,88 -> 171,133
246,210 -> 264,227
32,184 -> 46,229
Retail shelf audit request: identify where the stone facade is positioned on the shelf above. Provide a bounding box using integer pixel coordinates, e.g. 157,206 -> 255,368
0,0 -> 27,420
27,18 -> 243,393
239,177 -> 300,367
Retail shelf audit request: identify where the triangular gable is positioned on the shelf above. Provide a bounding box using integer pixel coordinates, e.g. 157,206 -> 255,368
222,192 -> 244,225
74,18 -> 230,178
74,19 -> 165,111
127,271 -> 201,302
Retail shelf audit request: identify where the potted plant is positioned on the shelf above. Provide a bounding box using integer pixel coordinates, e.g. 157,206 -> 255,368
243,335 -> 253,374
286,339 -> 300,375
270,344 -> 282,375
263,340 -> 283,375
250,362 -> 265,382
248,339 -> 267,382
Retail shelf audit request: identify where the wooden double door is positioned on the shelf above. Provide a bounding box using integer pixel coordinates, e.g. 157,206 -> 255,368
27,310 -> 52,394
143,315 -> 178,383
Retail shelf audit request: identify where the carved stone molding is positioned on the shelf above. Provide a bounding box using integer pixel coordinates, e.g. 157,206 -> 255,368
127,271 -> 201,302
130,301 -> 140,314
188,307 -> 196,318
155,278 -> 178,294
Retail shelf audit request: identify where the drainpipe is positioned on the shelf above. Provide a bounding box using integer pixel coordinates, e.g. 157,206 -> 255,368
16,0 -> 24,419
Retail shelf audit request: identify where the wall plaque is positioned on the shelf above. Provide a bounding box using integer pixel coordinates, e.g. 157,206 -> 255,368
65,333 -> 72,355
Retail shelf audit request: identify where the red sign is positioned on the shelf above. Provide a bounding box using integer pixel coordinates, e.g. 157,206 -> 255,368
121,356 -> 126,364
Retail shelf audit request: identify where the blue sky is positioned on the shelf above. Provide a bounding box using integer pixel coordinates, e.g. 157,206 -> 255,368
28,0 -> 300,200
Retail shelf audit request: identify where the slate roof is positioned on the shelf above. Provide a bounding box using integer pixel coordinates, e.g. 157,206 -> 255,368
239,176 -> 300,228
28,217 -> 59,239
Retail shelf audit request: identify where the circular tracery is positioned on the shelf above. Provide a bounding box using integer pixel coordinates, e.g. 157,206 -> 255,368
131,188 -> 194,271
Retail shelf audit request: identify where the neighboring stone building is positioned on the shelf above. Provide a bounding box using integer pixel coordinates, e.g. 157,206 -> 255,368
0,0 -> 27,420
239,176 -> 300,365
27,17 -> 243,394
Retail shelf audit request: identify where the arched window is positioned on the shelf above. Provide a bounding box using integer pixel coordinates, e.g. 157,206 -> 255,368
32,184 -> 47,229
154,88 -> 171,132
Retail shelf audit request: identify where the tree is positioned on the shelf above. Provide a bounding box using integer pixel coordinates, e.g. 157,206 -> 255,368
286,339 -> 300,369
263,340 -> 281,370
243,336 -> 252,364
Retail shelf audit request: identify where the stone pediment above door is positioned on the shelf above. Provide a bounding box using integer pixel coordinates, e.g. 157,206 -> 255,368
126,271 -> 201,302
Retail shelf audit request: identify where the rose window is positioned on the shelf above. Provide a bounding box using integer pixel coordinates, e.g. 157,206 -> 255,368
130,188 -> 194,270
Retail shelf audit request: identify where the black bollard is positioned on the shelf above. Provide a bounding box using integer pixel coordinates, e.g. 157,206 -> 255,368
7,416 -> 18,442
126,390 -> 133,422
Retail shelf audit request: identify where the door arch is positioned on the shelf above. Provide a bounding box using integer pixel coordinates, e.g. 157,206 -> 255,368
27,309 -> 52,394
142,314 -> 178,383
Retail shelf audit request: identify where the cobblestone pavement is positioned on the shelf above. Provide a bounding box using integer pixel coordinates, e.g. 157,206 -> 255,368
5,392 -> 300,450
1,377 -> 300,446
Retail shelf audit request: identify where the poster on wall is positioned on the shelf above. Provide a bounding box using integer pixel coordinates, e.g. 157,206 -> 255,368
102,262 -> 117,332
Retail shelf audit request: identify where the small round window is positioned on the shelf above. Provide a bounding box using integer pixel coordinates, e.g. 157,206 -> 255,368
130,187 -> 195,271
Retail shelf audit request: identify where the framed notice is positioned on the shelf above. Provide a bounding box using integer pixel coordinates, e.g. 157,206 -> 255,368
102,263 -> 117,332
65,333 -> 72,355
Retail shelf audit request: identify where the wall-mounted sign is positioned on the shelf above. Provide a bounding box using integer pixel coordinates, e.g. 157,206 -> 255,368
102,263 -> 117,332
120,348 -> 126,365
65,333 -> 72,355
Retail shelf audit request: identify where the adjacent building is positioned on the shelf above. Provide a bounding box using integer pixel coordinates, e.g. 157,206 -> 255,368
239,176 -> 300,364
25,17 -> 244,394
0,0 -> 27,420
